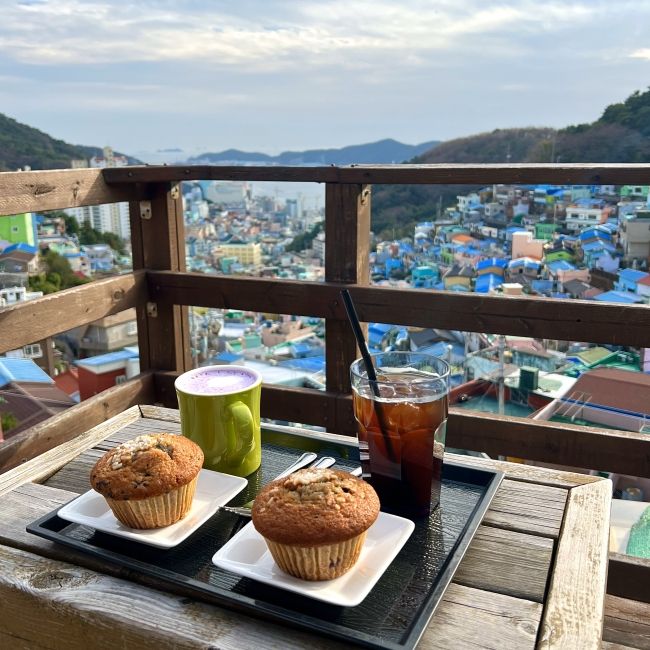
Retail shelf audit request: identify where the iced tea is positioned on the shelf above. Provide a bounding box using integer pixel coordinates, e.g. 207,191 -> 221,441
351,355 -> 449,518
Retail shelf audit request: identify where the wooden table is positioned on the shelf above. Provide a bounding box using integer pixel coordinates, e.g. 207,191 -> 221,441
0,405 -> 611,649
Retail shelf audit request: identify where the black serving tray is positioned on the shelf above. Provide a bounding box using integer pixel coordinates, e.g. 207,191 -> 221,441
27,436 -> 503,650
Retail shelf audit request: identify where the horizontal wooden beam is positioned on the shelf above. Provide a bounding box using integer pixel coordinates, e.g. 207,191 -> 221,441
0,272 -> 147,354
153,372 -> 650,478
0,168 -> 144,215
447,409 -> 650,478
148,271 -> 650,347
0,373 -> 155,475
104,163 -> 650,186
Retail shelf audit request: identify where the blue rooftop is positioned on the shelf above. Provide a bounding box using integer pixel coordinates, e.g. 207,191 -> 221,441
580,226 -> 612,240
290,341 -> 321,357
593,291 -> 644,304
1,243 -> 38,255
531,280 -> 554,294
477,258 -> 508,270
211,352 -> 243,363
279,356 -> 325,373
581,240 -> 616,253
0,357 -> 54,388
475,273 -> 504,293
76,349 -> 139,367
618,269 -> 649,283
509,258 -> 541,269
547,260 -> 576,272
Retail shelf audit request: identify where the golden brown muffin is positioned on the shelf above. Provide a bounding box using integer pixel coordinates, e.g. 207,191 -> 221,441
252,468 -> 380,580
90,433 -> 204,529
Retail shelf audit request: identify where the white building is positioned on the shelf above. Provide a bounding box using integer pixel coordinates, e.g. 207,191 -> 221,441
66,147 -> 131,240
564,206 -> 603,232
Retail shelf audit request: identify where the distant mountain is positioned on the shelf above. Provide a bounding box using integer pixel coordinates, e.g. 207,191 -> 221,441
188,138 -> 441,165
371,89 -> 650,237
0,112 -> 139,171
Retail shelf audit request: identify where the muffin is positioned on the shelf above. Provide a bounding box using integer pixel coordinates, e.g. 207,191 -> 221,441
251,468 -> 380,580
90,433 -> 204,529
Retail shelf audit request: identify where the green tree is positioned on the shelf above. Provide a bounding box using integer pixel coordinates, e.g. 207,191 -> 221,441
1,411 -> 18,433
63,213 -> 80,236
285,221 -> 324,253
78,221 -> 126,255
0,398 -> 17,433
29,250 -> 88,294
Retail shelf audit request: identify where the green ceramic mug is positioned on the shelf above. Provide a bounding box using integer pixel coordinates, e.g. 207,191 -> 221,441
174,365 -> 262,477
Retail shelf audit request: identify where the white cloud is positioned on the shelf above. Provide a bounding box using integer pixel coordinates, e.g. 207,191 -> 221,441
630,48 -> 650,60
0,0 -> 617,68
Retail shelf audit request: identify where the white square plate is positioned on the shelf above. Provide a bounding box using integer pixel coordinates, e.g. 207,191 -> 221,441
57,469 -> 248,549
212,512 -> 415,607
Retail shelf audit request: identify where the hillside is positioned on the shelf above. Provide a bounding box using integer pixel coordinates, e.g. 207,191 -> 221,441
371,89 -> 650,237
189,138 -> 440,165
0,113 -> 138,171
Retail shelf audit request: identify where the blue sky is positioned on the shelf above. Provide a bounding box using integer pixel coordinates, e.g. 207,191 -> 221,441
1,0 -> 649,158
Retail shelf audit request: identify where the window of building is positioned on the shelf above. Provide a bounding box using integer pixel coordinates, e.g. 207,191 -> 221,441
115,374 -> 127,385
23,343 -> 42,357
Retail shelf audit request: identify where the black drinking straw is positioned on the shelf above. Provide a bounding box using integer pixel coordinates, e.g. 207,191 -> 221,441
341,289 -> 396,462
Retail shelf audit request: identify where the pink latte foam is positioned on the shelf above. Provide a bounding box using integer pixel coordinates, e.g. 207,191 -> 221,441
176,367 -> 258,395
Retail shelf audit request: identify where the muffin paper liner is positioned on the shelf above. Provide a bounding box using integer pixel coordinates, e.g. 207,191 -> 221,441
264,531 -> 368,580
105,476 -> 198,529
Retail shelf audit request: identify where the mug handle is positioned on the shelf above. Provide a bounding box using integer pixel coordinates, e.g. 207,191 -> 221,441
224,401 -> 255,466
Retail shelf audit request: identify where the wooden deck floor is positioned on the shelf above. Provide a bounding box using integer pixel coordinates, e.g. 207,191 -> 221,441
603,595 -> 650,649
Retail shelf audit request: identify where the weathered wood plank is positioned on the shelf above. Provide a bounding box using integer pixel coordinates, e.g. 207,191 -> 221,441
0,630 -> 51,650
603,595 -> 650,649
0,544 -> 351,650
538,479 -> 612,649
146,271 -> 650,347
0,272 -> 146,354
104,163 -> 650,186
454,525 -> 553,602
608,553 -> 650,603
423,582 -> 542,649
447,410 -> 650,482
447,454 -> 601,488
0,374 -> 154,475
0,168 -> 142,215
0,406 -> 142,496
483,479 -> 568,538
324,183 -> 371,394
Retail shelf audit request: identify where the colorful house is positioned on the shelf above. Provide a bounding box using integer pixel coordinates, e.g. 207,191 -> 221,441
620,185 -> 650,200
443,263 -> 474,291
0,213 -> 37,247
0,243 -> 39,273
615,268 -> 650,293
75,348 -> 140,401
534,223 -> 560,240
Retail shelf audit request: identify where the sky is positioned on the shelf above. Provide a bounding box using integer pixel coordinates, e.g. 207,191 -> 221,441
1,0 -> 650,159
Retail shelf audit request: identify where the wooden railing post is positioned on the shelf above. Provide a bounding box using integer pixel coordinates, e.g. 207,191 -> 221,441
324,183 -> 371,431
129,182 -> 191,381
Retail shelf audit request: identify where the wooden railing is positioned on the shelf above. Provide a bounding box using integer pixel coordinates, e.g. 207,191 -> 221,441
1,163 -> 650,600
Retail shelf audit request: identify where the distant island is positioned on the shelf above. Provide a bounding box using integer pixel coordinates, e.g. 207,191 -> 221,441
187,138 -> 441,166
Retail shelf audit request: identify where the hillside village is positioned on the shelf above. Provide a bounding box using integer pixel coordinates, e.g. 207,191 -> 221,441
2,170 -> 650,497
